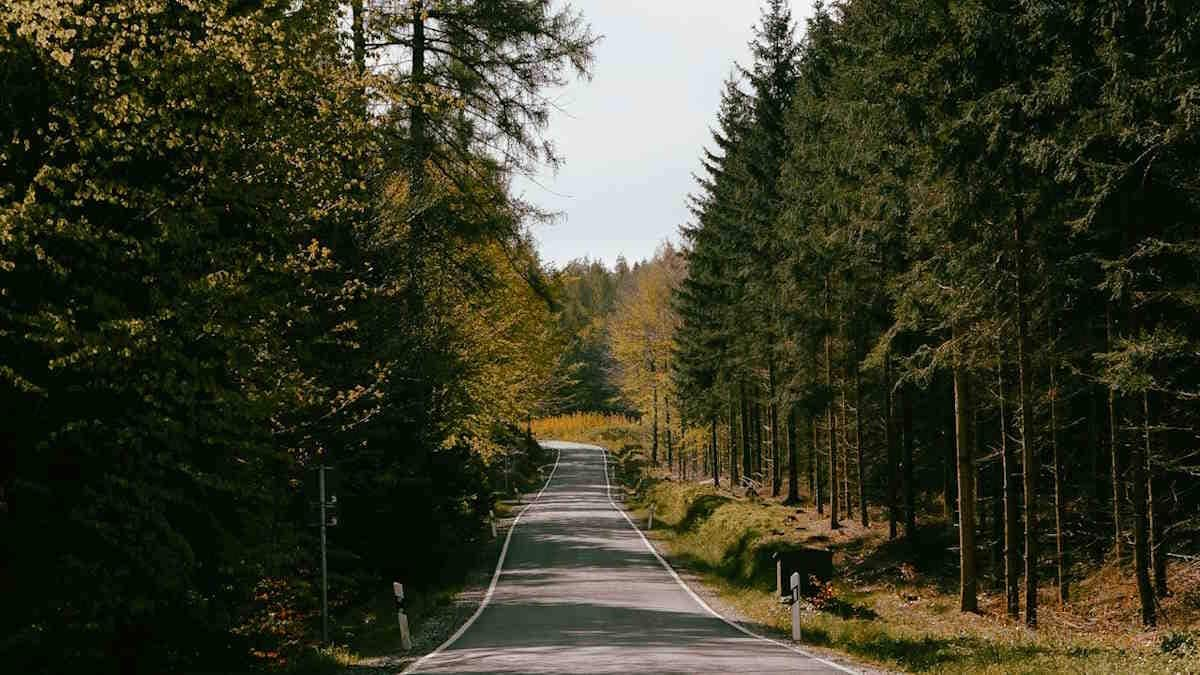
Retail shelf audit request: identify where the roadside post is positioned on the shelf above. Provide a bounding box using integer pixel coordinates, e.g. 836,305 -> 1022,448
394,582 -> 413,650
790,572 -> 802,641
489,509 -> 497,538
647,503 -> 655,530
308,464 -> 339,645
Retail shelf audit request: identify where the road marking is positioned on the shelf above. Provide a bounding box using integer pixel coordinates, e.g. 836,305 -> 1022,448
600,447 -> 859,674
400,447 -> 563,675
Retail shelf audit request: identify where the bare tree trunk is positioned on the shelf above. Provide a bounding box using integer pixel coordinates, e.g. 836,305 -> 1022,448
885,355 -> 898,539
712,417 -> 720,488
945,406 -> 957,520
651,362 -> 659,466
1145,392 -> 1168,598
755,400 -> 764,478
841,385 -> 852,517
787,405 -> 800,504
953,336 -> 978,613
351,0 -> 366,79
1133,391 -> 1156,625
1051,355 -> 1068,604
409,0 -> 429,175
902,382 -> 916,537
770,359 -> 782,497
813,415 -> 822,513
1107,305 -> 1123,563
827,282 -> 840,529
1015,209 -> 1038,628
729,395 -> 739,487
740,385 -> 751,487
855,359 -> 867,527
999,353 -> 1020,619
666,395 -> 674,473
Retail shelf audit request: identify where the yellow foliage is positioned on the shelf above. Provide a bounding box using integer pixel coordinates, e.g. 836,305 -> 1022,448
531,412 -> 639,444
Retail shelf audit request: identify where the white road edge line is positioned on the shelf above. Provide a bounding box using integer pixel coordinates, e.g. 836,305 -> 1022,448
601,447 -> 859,675
400,446 -> 563,675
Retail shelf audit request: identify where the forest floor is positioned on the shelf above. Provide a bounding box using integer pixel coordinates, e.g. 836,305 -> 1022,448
608,448 -> 1200,674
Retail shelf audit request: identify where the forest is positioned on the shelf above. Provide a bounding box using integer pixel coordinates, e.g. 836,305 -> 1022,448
659,0 -> 1200,638
1,0 -> 595,672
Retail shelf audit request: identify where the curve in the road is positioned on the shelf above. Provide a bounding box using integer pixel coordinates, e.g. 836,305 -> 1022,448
403,441 -> 855,674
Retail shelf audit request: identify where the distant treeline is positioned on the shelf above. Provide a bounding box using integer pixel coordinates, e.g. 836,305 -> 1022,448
672,0 -> 1200,630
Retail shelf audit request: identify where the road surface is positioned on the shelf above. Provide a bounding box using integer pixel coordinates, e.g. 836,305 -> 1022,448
404,441 -> 853,674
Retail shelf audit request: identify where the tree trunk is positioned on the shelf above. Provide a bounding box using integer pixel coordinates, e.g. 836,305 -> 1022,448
729,395 -> 739,487
1132,391 -> 1156,626
770,359 -> 782,497
885,355 -> 899,539
855,359 -> 867,527
1051,356 -> 1068,604
945,404 -> 957,520
410,1 -> 428,174
841,385 -> 852,517
827,282 -> 840,529
1145,392 -> 1168,598
1015,208 -> 1038,628
740,385 -> 751,487
651,364 -> 659,466
666,396 -> 674,473
351,0 -> 366,84
787,405 -> 800,504
902,381 -> 916,537
953,340 -> 978,613
1106,305 -> 1123,563
712,417 -> 720,488
754,400 -> 764,478
812,416 -> 822,513
999,354 -> 1020,619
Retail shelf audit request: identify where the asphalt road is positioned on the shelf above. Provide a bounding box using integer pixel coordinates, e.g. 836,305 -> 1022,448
405,441 -> 853,674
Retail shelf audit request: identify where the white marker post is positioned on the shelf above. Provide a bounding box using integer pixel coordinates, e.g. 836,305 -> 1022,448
790,572 -> 802,641
489,509 -> 497,538
647,503 -> 655,530
394,582 -> 412,651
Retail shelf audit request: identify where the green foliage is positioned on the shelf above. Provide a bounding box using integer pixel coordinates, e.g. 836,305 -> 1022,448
0,0 -> 593,671
673,0 -> 1200,630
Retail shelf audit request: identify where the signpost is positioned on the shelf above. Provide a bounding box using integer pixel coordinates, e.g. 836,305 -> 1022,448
394,582 -> 412,650
309,465 -> 338,645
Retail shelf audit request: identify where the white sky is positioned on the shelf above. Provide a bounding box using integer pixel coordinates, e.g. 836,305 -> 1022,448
517,0 -> 814,270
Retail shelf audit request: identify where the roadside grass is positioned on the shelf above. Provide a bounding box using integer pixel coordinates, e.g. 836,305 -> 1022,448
278,536 -> 504,675
278,449 -> 553,675
606,445 -> 1200,674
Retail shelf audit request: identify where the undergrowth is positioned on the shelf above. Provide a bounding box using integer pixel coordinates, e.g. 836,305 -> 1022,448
608,445 -> 1200,675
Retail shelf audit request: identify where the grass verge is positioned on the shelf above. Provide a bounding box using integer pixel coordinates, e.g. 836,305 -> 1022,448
607,445 -> 1200,675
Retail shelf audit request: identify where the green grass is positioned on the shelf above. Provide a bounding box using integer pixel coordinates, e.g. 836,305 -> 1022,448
607,445 -> 1200,675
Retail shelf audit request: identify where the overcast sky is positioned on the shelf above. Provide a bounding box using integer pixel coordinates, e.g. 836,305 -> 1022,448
517,0 -> 814,270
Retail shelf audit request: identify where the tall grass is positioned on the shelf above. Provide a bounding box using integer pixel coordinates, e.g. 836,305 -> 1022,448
531,412 -> 641,446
